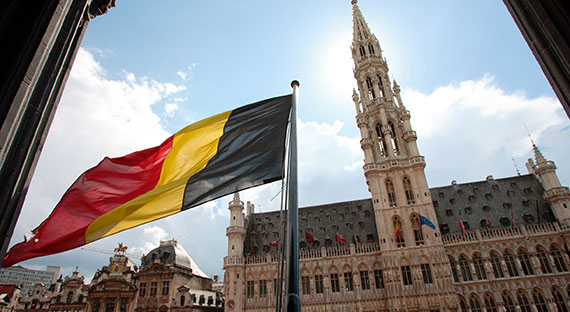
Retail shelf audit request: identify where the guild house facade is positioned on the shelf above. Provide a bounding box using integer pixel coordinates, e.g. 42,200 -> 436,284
223,1 -> 570,311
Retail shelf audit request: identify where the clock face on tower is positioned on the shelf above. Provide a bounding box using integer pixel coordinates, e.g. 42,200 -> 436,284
227,299 -> 235,310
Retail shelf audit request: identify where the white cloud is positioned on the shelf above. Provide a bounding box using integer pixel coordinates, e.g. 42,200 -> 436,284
138,226 -> 169,254
164,102 -> 180,117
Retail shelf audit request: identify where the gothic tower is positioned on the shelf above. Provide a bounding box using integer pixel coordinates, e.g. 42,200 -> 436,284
223,193 -> 246,311
526,144 -> 570,224
350,1 -> 457,310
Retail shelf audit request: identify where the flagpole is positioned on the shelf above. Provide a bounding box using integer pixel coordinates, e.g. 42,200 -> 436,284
284,80 -> 301,312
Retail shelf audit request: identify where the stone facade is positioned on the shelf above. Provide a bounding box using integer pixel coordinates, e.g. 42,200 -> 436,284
222,1 -> 570,311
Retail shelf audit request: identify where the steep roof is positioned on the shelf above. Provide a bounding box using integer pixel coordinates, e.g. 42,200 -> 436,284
244,174 -> 555,254
141,240 -> 208,278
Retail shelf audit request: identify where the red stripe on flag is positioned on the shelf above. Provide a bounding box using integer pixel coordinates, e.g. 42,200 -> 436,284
3,136 -> 174,267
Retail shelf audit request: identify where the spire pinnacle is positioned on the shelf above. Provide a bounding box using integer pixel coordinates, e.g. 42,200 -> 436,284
533,143 -> 547,164
352,0 -> 372,42
233,192 -> 240,202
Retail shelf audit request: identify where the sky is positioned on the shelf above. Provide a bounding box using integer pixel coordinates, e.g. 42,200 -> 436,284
7,1 -> 570,283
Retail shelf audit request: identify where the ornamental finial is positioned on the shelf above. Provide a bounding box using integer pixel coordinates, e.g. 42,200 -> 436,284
351,0 -> 357,5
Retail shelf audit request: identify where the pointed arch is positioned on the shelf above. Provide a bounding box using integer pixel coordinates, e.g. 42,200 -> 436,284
403,176 -> 415,205
472,252 -> 487,280
448,255 -> 459,282
536,245 -> 553,274
532,288 -> 548,312
393,215 -> 405,247
375,124 -> 387,157
359,45 -> 366,57
459,254 -> 473,281
368,43 -> 375,55
550,244 -> 568,272
517,289 -> 532,312
552,286 -> 568,312
385,178 -> 396,207
517,247 -> 534,275
376,75 -> 385,98
502,290 -> 516,312
503,249 -> 519,277
484,292 -> 497,312
489,250 -> 504,278
459,295 -> 468,312
387,121 -> 399,155
410,213 -> 424,245
365,77 -> 375,100
469,293 -> 482,312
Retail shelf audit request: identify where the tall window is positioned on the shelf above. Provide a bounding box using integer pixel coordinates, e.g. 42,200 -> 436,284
366,77 -> 375,100
393,216 -> 405,247
119,298 -> 128,312
532,289 -> 548,312
66,292 -> 73,304
536,246 -> 553,274
489,251 -> 504,278
420,263 -> 433,284
92,298 -> 101,312
162,281 -> 169,296
449,256 -> 459,283
180,295 -> 185,306
139,283 -> 146,297
553,287 -> 568,312
401,266 -> 413,286
459,255 -> 473,281
376,124 -> 387,157
368,44 -> 375,55
377,75 -> 385,98
469,294 -> 482,312
330,273 -> 340,293
314,275 -> 324,294
246,281 -> 255,298
411,214 -> 424,246
517,290 -> 532,312
344,272 -> 354,292
459,296 -> 468,312
373,269 -> 384,289
150,282 -> 158,296
386,179 -> 396,207
484,293 -> 497,312
360,271 -> 371,290
403,177 -> 415,205
388,121 -> 399,155
502,292 -> 516,312
551,245 -> 568,272
473,253 -> 487,280
301,276 -> 310,295
359,46 -> 366,57
105,298 -> 116,312
259,280 -> 267,297
518,248 -> 534,275
504,250 -> 519,277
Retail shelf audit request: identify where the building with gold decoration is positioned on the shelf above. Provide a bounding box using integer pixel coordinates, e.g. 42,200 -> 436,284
223,1 -> 570,311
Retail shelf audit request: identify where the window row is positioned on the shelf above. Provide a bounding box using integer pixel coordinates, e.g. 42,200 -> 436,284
449,244 -> 568,283
459,287 -> 568,312
138,281 -> 170,297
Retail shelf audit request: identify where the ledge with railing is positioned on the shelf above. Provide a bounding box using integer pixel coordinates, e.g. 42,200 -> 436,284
442,221 -> 568,246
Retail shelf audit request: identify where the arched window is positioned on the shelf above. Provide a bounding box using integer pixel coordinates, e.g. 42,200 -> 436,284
359,45 -> 366,57
552,287 -> 568,312
449,256 -> 459,283
517,290 -> 532,312
502,291 -> 516,312
473,253 -> 487,280
469,294 -> 482,312
377,75 -> 385,98
459,254 -> 473,281
532,289 -> 548,312
375,124 -> 387,157
365,77 -> 375,100
403,177 -> 415,205
393,216 -> 405,248
368,43 -> 375,55
388,121 -> 399,155
459,296 -> 468,312
410,214 -> 424,246
518,248 -> 534,275
551,244 -> 568,272
536,245 -> 553,274
180,295 -> 185,306
386,179 -> 396,207
489,251 -> 504,278
504,250 -> 519,277
484,293 -> 497,312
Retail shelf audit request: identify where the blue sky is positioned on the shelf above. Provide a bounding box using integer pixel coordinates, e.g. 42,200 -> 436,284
8,1 -> 570,282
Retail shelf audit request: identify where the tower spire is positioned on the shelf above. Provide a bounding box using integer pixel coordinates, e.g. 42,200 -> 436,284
352,0 -> 373,44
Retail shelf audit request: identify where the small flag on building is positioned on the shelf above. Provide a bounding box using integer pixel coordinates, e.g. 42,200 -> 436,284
395,222 -> 401,238
353,234 -> 360,245
459,215 -> 467,235
484,211 -> 490,229
305,231 -> 315,244
335,231 -> 348,244
269,240 -> 279,248
419,215 -> 436,229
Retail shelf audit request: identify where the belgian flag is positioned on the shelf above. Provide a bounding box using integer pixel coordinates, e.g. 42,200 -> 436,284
3,95 -> 292,267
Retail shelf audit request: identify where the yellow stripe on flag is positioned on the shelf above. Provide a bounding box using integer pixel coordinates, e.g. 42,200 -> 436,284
85,110 -> 232,243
